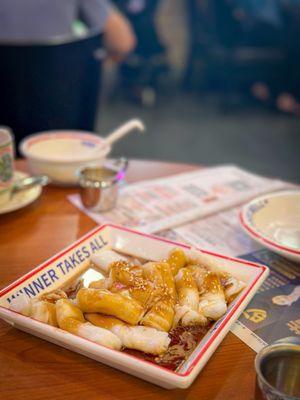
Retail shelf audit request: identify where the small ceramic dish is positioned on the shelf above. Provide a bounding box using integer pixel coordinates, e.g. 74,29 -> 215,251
240,190 -> 300,263
0,224 -> 269,389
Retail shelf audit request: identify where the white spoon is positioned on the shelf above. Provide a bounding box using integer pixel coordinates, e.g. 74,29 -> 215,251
104,119 -> 145,147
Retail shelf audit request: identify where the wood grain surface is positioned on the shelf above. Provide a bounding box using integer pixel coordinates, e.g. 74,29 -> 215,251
0,159 -> 258,400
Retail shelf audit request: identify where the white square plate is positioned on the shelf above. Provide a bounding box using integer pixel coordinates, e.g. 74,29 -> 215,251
0,224 -> 269,389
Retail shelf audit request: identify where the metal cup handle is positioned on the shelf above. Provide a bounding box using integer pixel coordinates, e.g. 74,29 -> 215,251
108,157 -> 129,174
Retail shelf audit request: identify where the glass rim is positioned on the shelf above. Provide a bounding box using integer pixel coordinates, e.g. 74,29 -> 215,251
255,341 -> 300,400
0,127 -> 14,151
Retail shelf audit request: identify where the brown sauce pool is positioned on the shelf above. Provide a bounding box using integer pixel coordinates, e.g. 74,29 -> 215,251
125,324 -> 212,371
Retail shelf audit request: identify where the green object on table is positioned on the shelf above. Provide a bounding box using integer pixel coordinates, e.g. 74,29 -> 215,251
0,154 -> 13,182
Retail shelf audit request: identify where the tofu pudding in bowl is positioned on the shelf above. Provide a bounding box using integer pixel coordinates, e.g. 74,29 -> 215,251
20,131 -> 110,186
20,119 -> 145,186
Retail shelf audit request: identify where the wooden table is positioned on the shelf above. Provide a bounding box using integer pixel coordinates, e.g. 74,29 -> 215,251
0,160 -> 258,400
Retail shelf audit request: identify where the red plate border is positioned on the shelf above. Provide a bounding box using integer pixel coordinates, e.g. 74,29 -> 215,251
240,211 -> 300,255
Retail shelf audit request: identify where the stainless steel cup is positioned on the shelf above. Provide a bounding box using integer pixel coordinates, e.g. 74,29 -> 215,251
255,337 -> 300,400
77,158 -> 128,212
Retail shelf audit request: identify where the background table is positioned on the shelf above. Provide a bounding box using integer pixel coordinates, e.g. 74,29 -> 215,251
0,159 -> 258,400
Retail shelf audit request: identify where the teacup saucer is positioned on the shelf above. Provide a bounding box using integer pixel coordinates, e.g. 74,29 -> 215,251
0,171 -> 42,215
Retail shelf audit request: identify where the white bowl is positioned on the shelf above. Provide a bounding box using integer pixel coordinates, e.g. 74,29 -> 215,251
0,224 -> 269,389
240,190 -> 300,263
20,131 -> 111,185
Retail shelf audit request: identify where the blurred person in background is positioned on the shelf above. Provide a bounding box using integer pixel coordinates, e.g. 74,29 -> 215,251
0,0 -> 136,148
0,0 -> 136,59
233,0 -> 300,115
113,0 -> 169,106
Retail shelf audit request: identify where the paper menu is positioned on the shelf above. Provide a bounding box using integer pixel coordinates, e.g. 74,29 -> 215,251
68,165 -> 288,234
159,207 -> 261,256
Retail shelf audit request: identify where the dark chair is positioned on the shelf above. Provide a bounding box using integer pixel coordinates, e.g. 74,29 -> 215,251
0,31 -> 104,149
